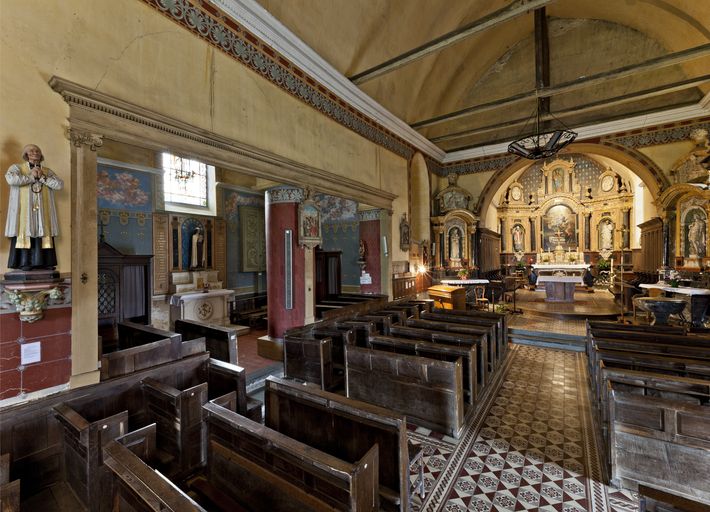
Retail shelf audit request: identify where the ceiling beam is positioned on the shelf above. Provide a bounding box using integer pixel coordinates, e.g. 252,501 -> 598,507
431,74 -> 710,144
411,43 -> 710,129
349,0 -> 554,85
534,7 -> 550,118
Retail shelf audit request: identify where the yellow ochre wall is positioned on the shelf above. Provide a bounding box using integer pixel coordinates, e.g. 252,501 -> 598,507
0,0 -> 409,276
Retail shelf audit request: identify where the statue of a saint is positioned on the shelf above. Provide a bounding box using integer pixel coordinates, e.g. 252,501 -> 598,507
190,227 -> 206,269
687,214 -> 706,257
600,221 -> 613,250
5,144 -> 64,271
512,225 -> 523,252
450,229 -> 461,260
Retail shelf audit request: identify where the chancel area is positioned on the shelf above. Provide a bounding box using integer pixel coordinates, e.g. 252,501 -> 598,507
1,1 -> 710,511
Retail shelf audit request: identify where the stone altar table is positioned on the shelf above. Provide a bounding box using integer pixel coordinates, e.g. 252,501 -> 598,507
532,264 -> 590,303
169,289 -> 234,329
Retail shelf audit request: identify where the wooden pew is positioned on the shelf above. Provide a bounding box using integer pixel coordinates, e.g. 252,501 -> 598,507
422,310 -> 507,365
587,320 -> 686,335
204,401 -> 379,511
207,358 -> 263,422
265,376 -> 414,511
608,378 -> 710,507
283,335 -> 339,390
405,318 -> 497,380
389,324 -> 489,391
101,322 -> 205,380
0,453 -> 20,512
368,334 -> 478,403
53,403 -> 129,511
103,438 -> 207,512
142,378 -> 208,478
344,345 -> 464,439
174,319 -> 239,365
355,314 -> 394,335
335,320 -> 378,346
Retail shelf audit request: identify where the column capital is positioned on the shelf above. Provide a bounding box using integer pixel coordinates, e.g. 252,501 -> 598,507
67,129 -> 103,151
266,185 -> 304,204
357,209 -> 386,222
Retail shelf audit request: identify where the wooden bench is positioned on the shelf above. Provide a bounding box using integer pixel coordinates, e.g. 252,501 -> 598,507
368,334 -> 478,403
389,324 -> 489,391
0,453 -> 20,512
265,376 -> 415,511
103,426 -> 208,512
422,310 -> 507,366
175,319 -> 239,365
204,400 -> 379,511
283,335 -> 340,390
608,378 -> 710,507
354,314 -> 394,335
101,322 -> 205,380
53,403 -> 130,511
344,345 -> 465,439
334,320 -> 378,346
405,318 -> 497,377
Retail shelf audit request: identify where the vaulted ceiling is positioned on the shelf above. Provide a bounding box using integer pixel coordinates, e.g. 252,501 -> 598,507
256,0 -> 710,154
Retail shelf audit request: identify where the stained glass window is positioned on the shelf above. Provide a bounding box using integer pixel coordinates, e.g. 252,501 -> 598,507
162,152 -> 212,207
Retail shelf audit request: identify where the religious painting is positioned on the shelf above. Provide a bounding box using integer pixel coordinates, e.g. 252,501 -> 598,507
239,205 -> 266,271
298,195 -> 322,249
683,207 -> 707,258
511,224 -> 525,253
97,166 -> 152,212
543,204 -> 576,251
551,167 -> 564,193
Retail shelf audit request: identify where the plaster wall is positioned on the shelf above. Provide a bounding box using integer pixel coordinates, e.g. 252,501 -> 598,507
639,141 -> 696,175
0,0 -> 407,274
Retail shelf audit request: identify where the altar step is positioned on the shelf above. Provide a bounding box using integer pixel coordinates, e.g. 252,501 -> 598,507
508,327 -> 586,352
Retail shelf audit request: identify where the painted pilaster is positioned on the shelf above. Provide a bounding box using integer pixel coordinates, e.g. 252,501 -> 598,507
69,130 -> 103,387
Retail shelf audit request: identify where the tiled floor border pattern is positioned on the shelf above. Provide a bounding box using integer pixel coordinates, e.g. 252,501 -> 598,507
412,344 -> 640,511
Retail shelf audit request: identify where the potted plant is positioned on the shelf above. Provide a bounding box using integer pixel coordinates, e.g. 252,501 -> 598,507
457,267 -> 470,280
597,258 -> 610,272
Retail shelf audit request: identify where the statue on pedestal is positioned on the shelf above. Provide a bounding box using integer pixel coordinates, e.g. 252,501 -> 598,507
5,144 -> 64,271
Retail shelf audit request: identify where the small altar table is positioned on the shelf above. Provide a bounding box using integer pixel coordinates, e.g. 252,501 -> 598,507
639,283 -> 710,327
169,289 -> 235,329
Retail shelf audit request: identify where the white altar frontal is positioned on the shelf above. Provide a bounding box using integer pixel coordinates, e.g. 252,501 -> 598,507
533,263 -> 590,303
168,270 -> 231,328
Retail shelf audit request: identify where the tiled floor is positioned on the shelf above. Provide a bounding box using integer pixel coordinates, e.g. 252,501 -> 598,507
407,344 -> 639,512
507,315 -> 588,337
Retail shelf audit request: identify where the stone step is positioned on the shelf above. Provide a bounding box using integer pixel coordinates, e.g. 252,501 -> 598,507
508,328 -> 586,352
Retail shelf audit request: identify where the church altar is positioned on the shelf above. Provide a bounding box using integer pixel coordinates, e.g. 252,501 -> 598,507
640,283 -> 710,327
532,263 -> 591,303
169,288 -> 234,329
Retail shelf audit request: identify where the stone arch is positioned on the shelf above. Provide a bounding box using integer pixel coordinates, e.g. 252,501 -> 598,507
476,142 -> 668,227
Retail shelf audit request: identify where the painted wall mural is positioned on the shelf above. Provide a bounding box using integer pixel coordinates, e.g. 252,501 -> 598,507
97,165 -> 153,255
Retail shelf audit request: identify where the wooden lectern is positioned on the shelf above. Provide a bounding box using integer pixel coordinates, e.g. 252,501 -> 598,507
428,285 -> 466,310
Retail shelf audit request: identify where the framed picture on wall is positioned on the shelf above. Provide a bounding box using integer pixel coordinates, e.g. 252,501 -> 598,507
299,192 -> 322,249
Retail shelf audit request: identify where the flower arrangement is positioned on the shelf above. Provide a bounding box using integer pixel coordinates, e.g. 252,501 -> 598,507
457,268 -> 471,279
597,258 -> 610,271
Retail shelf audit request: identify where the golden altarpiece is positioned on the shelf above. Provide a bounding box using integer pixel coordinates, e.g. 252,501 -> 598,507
430,174 -> 479,269
497,158 -> 634,266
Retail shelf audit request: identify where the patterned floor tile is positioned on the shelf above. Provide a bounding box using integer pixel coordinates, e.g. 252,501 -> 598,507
408,344 -> 640,512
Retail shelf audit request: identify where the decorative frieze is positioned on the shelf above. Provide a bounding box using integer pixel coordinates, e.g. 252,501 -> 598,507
266,186 -> 304,204
603,119 -> 710,149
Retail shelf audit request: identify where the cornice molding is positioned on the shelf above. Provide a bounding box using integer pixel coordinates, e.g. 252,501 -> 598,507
50,76 -> 397,210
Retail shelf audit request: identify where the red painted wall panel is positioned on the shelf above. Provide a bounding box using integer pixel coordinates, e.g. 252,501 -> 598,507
359,220 -> 381,294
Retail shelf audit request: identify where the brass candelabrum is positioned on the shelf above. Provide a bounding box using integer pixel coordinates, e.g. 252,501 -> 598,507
616,226 -> 631,324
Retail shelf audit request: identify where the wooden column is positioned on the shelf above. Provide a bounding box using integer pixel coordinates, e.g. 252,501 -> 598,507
69,130 -> 103,387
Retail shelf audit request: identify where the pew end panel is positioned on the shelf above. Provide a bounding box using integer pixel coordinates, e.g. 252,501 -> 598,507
175,319 -> 239,365
345,345 -> 465,439
206,358 -> 262,422
264,376 -> 410,511
205,401 -> 380,511
103,440 -> 207,512
609,386 -> 710,507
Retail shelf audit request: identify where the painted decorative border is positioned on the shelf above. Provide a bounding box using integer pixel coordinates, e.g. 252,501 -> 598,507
603,118 -> 710,149
141,0 -> 414,160
357,209 -> 385,222
266,186 -> 303,204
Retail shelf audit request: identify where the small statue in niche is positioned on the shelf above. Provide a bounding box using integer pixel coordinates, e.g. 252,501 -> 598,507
5,144 -> 64,271
399,214 -> 410,251
190,227 -> 206,269
687,212 -> 706,258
